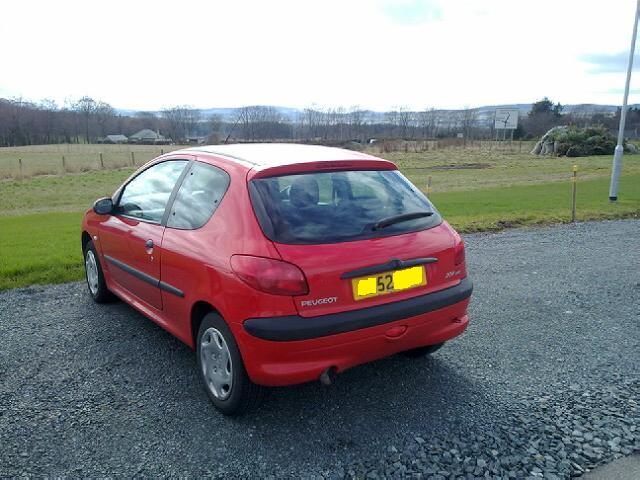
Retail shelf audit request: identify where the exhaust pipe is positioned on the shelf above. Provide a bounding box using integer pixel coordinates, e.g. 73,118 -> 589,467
319,367 -> 337,386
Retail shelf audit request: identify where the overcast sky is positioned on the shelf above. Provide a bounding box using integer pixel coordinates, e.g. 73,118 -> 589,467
1,0 -> 639,111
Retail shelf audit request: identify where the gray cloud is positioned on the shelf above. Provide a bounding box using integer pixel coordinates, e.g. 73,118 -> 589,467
581,51 -> 640,73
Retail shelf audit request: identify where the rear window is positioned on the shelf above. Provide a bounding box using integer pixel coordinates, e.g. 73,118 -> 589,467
249,170 -> 441,244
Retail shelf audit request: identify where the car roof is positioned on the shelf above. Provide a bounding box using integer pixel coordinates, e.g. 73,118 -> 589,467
175,143 -> 386,167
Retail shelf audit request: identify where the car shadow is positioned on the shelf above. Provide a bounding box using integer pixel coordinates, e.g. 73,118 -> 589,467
87,298 -> 500,470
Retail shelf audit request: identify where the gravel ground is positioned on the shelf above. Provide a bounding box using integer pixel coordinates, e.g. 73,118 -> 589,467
1,219 -> 639,478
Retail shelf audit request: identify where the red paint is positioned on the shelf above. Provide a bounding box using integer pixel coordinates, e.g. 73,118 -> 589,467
82,145 -> 472,386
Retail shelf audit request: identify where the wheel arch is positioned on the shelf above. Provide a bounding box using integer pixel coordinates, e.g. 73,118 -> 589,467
191,300 -> 224,349
81,231 -> 91,252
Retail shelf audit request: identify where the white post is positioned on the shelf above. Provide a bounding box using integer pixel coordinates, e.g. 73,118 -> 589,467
610,0 -> 640,201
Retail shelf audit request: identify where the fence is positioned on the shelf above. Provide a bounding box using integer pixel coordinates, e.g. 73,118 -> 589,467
373,139 -> 535,155
0,144 -> 187,179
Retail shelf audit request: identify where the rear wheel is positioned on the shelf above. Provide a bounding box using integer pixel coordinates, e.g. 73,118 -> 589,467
196,313 -> 265,415
83,240 -> 114,303
401,342 -> 444,358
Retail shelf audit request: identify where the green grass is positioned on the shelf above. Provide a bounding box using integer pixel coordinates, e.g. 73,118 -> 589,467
0,212 -> 84,290
1,173 -> 638,291
0,144 -> 188,178
0,169 -> 133,215
433,174 -> 640,232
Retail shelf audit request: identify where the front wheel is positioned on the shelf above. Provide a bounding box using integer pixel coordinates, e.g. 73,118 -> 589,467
83,240 -> 114,303
196,313 -> 266,415
401,342 -> 444,358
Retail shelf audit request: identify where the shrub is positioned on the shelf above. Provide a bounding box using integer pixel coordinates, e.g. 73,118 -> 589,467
545,126 -> 617,157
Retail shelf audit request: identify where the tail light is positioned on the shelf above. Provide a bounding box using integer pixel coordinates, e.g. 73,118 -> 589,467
230,255 -> 309,296
454,239 -> 465,266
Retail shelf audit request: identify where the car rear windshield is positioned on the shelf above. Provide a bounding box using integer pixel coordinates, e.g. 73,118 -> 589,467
249,170 -> 442,244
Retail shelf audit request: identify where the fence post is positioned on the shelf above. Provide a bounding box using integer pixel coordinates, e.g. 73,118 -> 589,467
571,165 -> 578,222
18,158 -> 23,177
426,175 -> 432,198
130,151 -> 135,166
99,152 -> 104,169
161,148 -> 164,155
62,155 -> 66,172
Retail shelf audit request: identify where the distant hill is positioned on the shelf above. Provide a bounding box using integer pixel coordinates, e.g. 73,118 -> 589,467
115,103 -> 640,120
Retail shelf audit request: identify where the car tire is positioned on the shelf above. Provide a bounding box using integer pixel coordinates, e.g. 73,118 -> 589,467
196,312 -> 266,415
83,240 -> 114,303
401,342 -> 444,358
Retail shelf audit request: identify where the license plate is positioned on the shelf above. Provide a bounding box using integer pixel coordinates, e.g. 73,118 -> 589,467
351,265 -> 426,301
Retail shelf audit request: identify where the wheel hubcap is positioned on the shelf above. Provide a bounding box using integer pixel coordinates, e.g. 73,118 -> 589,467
85,250 -> 99,296
200,327 -> 233,400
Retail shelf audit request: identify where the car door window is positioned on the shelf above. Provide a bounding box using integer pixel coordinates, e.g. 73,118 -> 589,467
118,160 -> 188,223
167,162 -> 230,230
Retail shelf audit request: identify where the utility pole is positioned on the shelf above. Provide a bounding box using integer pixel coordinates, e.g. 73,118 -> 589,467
609,0 -> 640,201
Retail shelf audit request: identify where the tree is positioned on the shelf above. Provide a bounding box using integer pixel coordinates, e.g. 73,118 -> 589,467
161,105 -> 201,142
73,96 -> 97,143
460,108 -> 478,140
526,97 -> 565,137
417,108 -> 437,139
95,101 -> 115,137
530,97 -> 562,117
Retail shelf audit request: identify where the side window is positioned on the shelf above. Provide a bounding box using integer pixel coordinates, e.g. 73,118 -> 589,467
117,160 -> 187,223
167,162 -> 230,230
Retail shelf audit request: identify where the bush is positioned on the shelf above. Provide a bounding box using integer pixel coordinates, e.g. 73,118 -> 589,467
546,126 -> 617,157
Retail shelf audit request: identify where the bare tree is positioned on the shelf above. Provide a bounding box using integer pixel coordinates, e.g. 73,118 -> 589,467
347,106 -> 365,140
95,101 -> 115,137
417,108 -> 437,139
460,107 -> 479,140
161,105 -> 201,142
73,96 -> 97,143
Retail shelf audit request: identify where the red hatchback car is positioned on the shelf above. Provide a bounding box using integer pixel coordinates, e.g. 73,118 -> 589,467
82,144 -> 472,415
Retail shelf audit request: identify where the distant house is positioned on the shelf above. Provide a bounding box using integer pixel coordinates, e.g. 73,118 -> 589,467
186,135 -> 206,145
102,134 -> 128,144
128,129 -> 171,144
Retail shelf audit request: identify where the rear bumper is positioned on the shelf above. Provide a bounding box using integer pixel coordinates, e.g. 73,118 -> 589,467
235,279 -> 472,386
244,277 -> 472,341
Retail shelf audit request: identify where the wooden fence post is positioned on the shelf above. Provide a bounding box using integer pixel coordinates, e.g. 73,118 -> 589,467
99,152 -> 104,169
426,175 -> 432,198
18,158 -> 23,177
62,155 -> 66,172
130,151 -> 135,166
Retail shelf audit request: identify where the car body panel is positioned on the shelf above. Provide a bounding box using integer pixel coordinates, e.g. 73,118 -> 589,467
273,221 -> 464,318
99,216 -> 165,310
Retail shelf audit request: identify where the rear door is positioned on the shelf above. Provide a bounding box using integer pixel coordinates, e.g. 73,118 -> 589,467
249,169 -> 460,317
99,159 -> 189,310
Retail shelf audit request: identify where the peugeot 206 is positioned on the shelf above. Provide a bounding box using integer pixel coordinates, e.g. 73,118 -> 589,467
82,144 -> 473,415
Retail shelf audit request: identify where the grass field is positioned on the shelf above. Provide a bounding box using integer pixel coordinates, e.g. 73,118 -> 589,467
1,143 -> 639,290
0,144 -> 189,178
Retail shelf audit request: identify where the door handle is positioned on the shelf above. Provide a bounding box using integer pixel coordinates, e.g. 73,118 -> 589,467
145,239 -> 154,249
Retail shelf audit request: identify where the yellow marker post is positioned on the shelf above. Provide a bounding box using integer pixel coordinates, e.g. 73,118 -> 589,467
571,165 -> 578,223
426,175 -> 432,198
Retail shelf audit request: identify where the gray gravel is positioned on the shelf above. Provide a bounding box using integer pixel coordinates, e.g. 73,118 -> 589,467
1,219 -> 639,478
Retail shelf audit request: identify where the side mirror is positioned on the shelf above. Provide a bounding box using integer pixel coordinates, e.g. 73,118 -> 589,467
93,197 -> 114,215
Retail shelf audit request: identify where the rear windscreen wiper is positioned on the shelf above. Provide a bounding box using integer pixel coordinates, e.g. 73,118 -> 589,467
371,211 -> 433,231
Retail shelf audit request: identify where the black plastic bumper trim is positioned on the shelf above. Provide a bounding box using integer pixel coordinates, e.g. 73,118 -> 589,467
104,255 -> 184,298
340,257 -> 438,280
244,277 -> 473,341
159,281 -> 185,298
